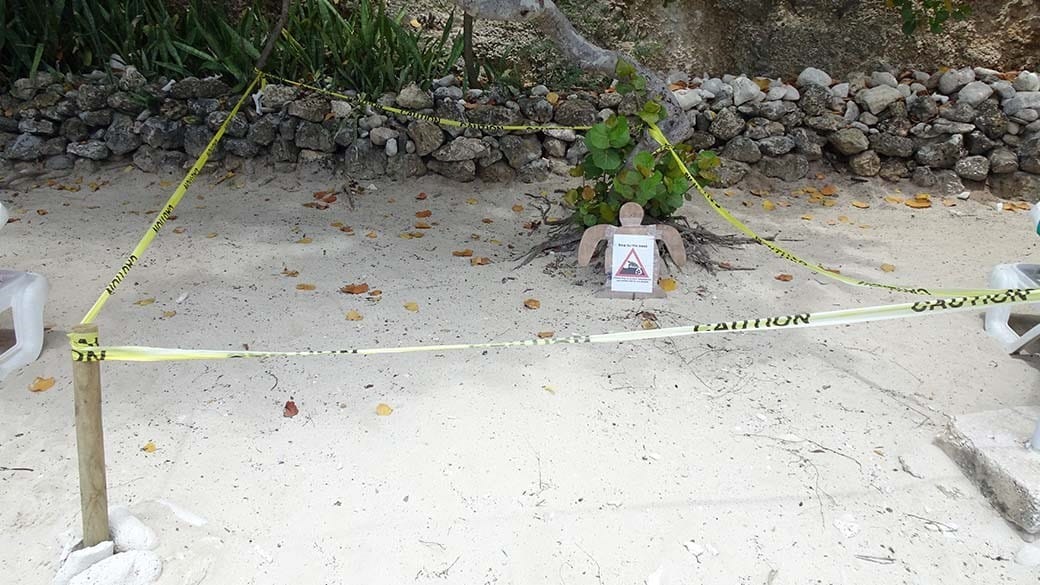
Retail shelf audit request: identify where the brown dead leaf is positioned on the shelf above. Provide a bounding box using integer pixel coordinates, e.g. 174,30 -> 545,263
511,204 -> 524,213
466,198 -> 478,205
763,199 -> 776,211
523,298 -> 541,310
838,215 -> 850,223
141,441 -> 157,453
162,310 -> 177,319
375,403 -> 393,416
801,214 -> 813,221
537,331 -> 554,339
750,189 -> 769,197
282,268 -> 299,277
415,209 -> 432,218
296,283 -> 317,291
404,301 -> 420,312
470,257 -> 491,266
341,283 -> 370,295
366,231 -> 377,238
942,198 -> 957,207
452,249 -> 474,257
821,184 -> 838,196
658,278 -> 678,292
134,298 -> 156,306
36,209 -> 48,216
283,400 -> 299,418
775,274 -> 794,282
369,290 -> 383,296
206,232 -> 218,238
641,319 -> 659,330
546,92 -> 560,105
851,200 -> 870,209
29,377 -> 55,393
905,198 -> 932,209
296,236 -> 313,244
173,227 -> 186,234
417,192 -> 428,200
884,195 -> 905,204
346,309 -> 363,321
414,222 -> 432,229
822,199 -> 836,207
881,263 -> 896,273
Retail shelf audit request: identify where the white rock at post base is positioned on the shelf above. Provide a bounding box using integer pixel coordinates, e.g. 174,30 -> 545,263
53,542 -> 115,585
797,67 -> 832,88
957,81 -> 993,107
68,551 -> 162,585
109,506 -> 158,553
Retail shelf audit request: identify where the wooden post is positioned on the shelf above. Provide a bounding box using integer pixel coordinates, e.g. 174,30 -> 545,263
71,324 -> 110,546
463,13 -> 479,88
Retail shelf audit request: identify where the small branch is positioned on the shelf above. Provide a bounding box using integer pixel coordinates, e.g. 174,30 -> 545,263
0,466 -> 34,472
256,0 -> 292,73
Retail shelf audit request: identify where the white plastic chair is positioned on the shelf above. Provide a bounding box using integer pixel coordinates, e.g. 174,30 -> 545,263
0,202 -> 49,381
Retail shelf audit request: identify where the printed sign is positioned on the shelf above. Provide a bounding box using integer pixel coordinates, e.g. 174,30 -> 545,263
611,234 -> 655,293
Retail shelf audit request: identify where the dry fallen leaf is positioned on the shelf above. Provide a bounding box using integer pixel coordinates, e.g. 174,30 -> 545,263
162,310 -> 177,319
641,319 -> 659,330
511,204 -> 524,213
452,249 -> 474,257
466,198 -> 478,205
838,215 -> 850,223
481,218 -> 494,224
173,227 -> 186,234
851,200 -> 870,209
404,301 -> 420,312
346,309 -> 363,321
331,221 -> 344,228
523,298 -> 541,310
417,192 -> 428,200
366,231 -> 377,238
775,274 -> 794,282
821,199 -> 836,207
750,188 -> 769,197
905,198 -> 932,209
881,263 -> 896,273
415,209 -> 432,218
763,199 -> 776,211
141,441 -> 157,453
283,400 -> 299,418
282,268 -> 299,277
537,331 -> 554,339
369,290 -> 383,296
134,298 -> 156,306
821,184 -> 838,196
29,376 -> 55,393
296,236 -> 313,244
414,221 -> 432,229
341,283 -> 370,295
801,214 -> 813,221
942,198 -> 957,207
375,403 -> 393,416
658,278 -> 678,292
884,195 -> 905,204
206,232 -> 218,238
36,209 -> 48,216
296,283 -> 317,291
470,257 -> 491,266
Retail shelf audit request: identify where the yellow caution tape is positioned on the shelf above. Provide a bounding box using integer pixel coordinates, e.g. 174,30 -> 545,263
69,289 -> 1039,363
646,122 -> 1007,298
79,73 -> 263,325
258,70 -> 592,133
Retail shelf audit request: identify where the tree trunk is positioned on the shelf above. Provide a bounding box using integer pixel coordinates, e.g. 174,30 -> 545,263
256,0 -> 292,72
463,13 -> 479,88
448,0 -> 690,145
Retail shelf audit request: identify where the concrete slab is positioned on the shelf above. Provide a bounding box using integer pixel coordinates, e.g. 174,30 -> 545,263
938,406 -> 1040,535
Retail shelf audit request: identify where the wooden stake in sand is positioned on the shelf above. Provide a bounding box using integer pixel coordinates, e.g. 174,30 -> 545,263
71,324 -> 110,546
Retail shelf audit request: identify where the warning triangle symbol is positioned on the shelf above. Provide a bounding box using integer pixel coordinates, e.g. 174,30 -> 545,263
615,247 -> 649,278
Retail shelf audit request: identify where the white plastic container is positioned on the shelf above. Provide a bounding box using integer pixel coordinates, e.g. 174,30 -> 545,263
0,202 -> 50,381
1031,203 -> 1040,237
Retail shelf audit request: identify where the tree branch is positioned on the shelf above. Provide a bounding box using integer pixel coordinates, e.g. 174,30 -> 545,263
256,0 -> 292,72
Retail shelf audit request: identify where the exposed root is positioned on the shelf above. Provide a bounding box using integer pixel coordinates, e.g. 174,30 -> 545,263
664,217 -> 754,272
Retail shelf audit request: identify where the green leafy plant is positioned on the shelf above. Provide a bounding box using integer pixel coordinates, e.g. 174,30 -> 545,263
563,60 -> 719,228
887,0 -> 972,34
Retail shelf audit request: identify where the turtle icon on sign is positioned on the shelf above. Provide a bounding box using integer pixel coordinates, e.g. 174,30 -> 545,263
615,248 -> 649,278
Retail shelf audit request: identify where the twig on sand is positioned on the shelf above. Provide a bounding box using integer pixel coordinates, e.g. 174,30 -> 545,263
854,554 -> 897,565
433,556 -> 460,578
0,466 -> 34,472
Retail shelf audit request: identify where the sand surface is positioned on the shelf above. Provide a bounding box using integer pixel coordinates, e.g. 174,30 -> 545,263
2,164 -> 1039,584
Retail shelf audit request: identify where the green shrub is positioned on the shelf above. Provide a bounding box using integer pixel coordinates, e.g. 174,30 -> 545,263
0,0 -> 463,95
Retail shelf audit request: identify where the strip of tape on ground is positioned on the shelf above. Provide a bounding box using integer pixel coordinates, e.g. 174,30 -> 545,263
68,289 -> 1040,363
78,73 -> 263,325
646,122 -> 1014,299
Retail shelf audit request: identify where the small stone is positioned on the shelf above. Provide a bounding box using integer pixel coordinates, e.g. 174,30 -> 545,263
805,114 -> 846,133
830,83 -> 850,99
260,84 -> 298,110
954,155 -> 990,181
965,131 -> 999,155
759,154 -> 809,181
407,121 -> 444,157
1020,136 -> 1040,174
433,86 -> 463,101
17,118 -> 57,136
294,121 -> 334,152
974,101 -> 1008,140
66,140 -> 110,160
530,84 -> 549,97
828,128 -> 869,155
859,112 -> 878,126
543,137 -> 567,158
396,83 -> 433,110
957,81 -> 993,107
783,86 -> 800,101
1013,71 -> 1040,92
722,136 -> 762,163
140,117 -> 184,150
673,89 -> 702,111
77,84 -> 113,110
790,127 -> 823,160
1003,92 -> 1040,116
856,85 -> 903,115
247,115 -> 280,146
912,166 -> 937,188
205,111 -> 248,137
870,71 -> 898,88
187,98 -> 220,117
731,76 -> 764,106
908,96 -> 939,123
329,101 -> 352,119
432,136 -> 489,162
517,158 -> 550,183
384,137 -> 399,157
107,91 -> 145,114
989,148 -> 1019,174
44,154 -> 75,170
938,67 -> 975,95
878,158 -> 911,181
932,119 -> 976,134
479,160 -> 516,182
369,127 -> 399,147
554,99 -> 596,127
940,101 -> 977,123
499,134 -> 542,168
916,138 -> 962,169
105,114 -> 141,155
797,67 -> 832,88
288,98 -> 330,123
224,138 -> 259,157
1013,109 -> 1039,123
519,97 -> 555,123
427,159 -> 476,182
993,81 -> 1016,100
758,135 -> 795,156
713,159 -> 750,187
849,150 -> 881,176
870,133 -> 914,158
710,108 -> 746,141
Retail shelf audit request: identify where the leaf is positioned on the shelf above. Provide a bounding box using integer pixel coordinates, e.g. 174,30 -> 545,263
366,231 -> 378,238
585,124 -> 610,150
452,249 -> 474,257
296,283 -> 316,291
838,215 -> 850,223
414,222 -> 432,229
546,92 -> 560,105
523,298 -> 541,310
162,310 -> 177,319
801,214 -> 814,221
851,200 -> 870,209
511,204 -> 524,213
641,319 -> 659,330
466,198 -> 478,205
141,441 -> 157,453
206,233 -> 218,238
775,274 -> 794,282
750,189 -> 769,197
470,257 -> 491,266
821,184 -> 838,196
29,376 -> 55,393
173,227 -> 187,234
482,218 -> 494,224
537,331 -> 554,339
763,200 -> 776,211
404,301 -> 420,312
658,278 -> 678,292
134,298 -> 156,306
884,195 -> 905,204
417,192 -> 428,200
282,268 -> 299,277
346,310 -> 363,321
36,209 -> 48,216
881,263 -> 896,273
296,237 -> 313,244
905,198 -> 932,209
375,403 -> 394,416
415,209 -> 432,218
341,283 -> 370,294
283,401 -> 299,418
